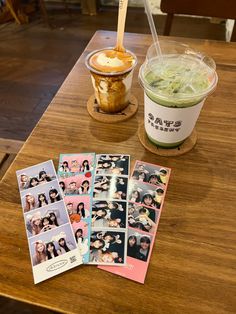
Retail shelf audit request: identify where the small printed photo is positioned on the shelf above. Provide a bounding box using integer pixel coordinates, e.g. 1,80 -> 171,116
93,175 -> 128,200
96,154 -> 130,176
16,160 -> 57,191
58,153 -> 95,174
128,202 -> 158,233
72,219 -> 90,258
61,174 -> 92,195
21,181 -> 63,213
131,161 -> 170,186
24,201 -> 69,238
64,195 -> 91,224
128,180 -> 164,210
29,224 -> 77,266
92,200 -> 127,228
90,230 -> 125,264
127,229 -> 153,262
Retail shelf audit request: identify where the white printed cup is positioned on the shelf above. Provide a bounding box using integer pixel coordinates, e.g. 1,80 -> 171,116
139,40 -> 218,148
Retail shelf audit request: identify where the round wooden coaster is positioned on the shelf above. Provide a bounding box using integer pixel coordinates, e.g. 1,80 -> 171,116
138,123 -> 197,157
87,94 -> 138,123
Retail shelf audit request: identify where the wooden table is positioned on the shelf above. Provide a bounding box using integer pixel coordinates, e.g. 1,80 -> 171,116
0,31 -> 235,314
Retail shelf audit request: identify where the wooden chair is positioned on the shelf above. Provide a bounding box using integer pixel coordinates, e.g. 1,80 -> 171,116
160,0 -> 236,41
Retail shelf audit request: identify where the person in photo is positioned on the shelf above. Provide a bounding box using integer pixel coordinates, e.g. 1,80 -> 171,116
66,202 -> 74,215
59,161 -> 70,172
38,170 -> 52,184
107,218 -> 122,228
137,172 -> 147,182
33,241 -> 47,265
65,181 -> 79,195
148,173 -> 159,186
75,228 -> 84,243
57,237 -> 74,254
24,193 -> 36,212
78,180 -> 91,194
155,187 -> 164,208
49,212 -> 59,227
93,177 -> 110,198
102,232 -> 122,252
97,160 -> 113,171
113,178 -> 127,200
99,251 -> 121,263
91,208 -> 107,227
136,236 -> 151,262
19,173 -> 29,190
49,188 -> 61,203
28,177 -> 39,188
59,181 -> 66,193
76,202 -> 86,218
29,212 -> 42,236
157,168 -> 168,185
90,238 -> 105,262
70,160 -> 80,173
132,164 -> 149,180
136,208 -> 156,232
127,235 -> 138,258
46,242 -> 59,259
40,216 -> 56,233
38,193 -> 48,208
142,193 -> 157,208
81,160 -> 90,172
130,189 -> 141,203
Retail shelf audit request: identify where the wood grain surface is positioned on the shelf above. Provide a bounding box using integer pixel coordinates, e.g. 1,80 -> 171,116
0,31 -> 235,314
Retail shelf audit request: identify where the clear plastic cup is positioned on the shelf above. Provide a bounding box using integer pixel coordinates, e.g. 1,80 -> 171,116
139,40 -> 218,148
86,47 -> 137,113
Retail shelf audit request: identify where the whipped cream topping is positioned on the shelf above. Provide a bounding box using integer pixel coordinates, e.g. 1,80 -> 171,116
96,53 -> 124,68
89,49 -> 135,74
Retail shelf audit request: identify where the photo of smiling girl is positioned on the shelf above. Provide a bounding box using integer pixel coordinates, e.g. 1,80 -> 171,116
24,193 -> 36,212
33,241 -> 47,266
29,177 -> 39,188
28,212 -> 42,236
38,170 -> 52,184
78,180 -> 91,194
19,173 -> 29,189
46,242 -> 59,259
59,161 -> 70,173
81,160 -> 90,172
38,193 -> 48,208
40,216 -> 56,233
49,188 -> 61,203
89,231 -> 125,265
128,180 -> 160,210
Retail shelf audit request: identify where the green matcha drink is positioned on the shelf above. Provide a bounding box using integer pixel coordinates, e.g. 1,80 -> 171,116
139,41 -> 218,148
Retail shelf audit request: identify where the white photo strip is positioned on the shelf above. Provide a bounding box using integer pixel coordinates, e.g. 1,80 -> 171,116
16,160 -> 83,284
90,154 -> 130,266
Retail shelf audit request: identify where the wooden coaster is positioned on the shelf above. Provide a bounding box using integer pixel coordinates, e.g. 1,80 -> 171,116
87,94 -> 138,123
138,123 -> 197,157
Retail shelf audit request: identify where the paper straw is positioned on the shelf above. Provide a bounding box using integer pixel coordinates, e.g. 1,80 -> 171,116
144,0 -> 162,57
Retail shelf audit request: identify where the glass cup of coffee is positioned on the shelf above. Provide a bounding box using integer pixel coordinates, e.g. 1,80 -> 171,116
86,47 -> 137,113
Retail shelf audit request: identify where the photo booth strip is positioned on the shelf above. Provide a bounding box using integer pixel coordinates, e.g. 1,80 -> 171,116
98,160 -> 171,283
16,160 -> 83,284
58,153 -> 96,264
89,154 -> 130,266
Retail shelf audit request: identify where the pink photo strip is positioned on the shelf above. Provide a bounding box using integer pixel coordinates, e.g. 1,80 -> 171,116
98,160 -> 171,283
